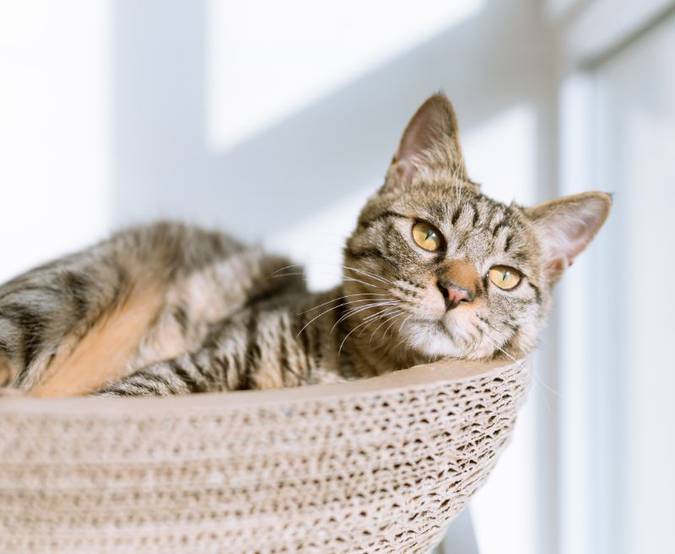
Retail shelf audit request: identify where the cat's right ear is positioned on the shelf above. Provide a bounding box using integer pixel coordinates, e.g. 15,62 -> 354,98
384,93 -> 468,191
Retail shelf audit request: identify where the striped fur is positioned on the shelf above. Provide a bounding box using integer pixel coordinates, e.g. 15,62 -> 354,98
0,94 -> 611,397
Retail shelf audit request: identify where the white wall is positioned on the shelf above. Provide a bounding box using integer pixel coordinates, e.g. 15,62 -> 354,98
0,1 -> 111,282
592,17 -> 675,552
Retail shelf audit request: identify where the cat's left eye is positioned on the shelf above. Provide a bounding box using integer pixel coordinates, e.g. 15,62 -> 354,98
488,265 -> 522,290
412,222 -> 443,252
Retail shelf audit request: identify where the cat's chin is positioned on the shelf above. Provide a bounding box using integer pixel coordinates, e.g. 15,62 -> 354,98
402,319 -> 470,359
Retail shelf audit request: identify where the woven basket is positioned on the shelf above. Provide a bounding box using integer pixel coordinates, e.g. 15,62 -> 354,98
0,359 -> 529,553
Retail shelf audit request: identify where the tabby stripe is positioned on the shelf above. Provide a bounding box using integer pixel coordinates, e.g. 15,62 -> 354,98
242,311 -> 260,389
2,304 -> 46,382
124,382 -> 161,395
278,316 -> 289,381
173,305 -> 189,334
331,300 -> 349,347
106,381 -> 157,396
188,352 -> 211,382
109,265 -> 130,309
295,311 -> 311,359
531,284 -> 542,304
167,360 -> 207,393
503,234 -> 513,253
503,320 -> 519,332
211,354 -> 230,389
0,284 -> 63,302
402,279 -> 424,290
133,370 -> 177,394
471,205 -> 480,226
394,284 -> 419,299
310,321 -> 322,367
491,221 -> 509,238
279,316 -> 303,385
359,210 -> 408,229
511,250 -> 527,262
63,271 -> 90,320
345,246 -> 385,260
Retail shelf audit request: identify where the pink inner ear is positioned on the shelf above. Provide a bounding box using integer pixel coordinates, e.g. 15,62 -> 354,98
391,159 -> 418,188
532,195 -> 611,278
396,115 -> 440,163
392,94 -> 465,176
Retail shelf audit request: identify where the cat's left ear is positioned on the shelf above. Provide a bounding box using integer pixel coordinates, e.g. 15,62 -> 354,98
385,93 -> 468,190
525,191 -> 612,282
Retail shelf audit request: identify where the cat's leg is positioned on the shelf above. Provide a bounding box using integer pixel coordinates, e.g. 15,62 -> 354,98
94,351 -> 225,396
93,305 -> 307,397
94,317 -> 249,396
0,222 -> 246,393
95,309 -> 274,396
0,251 -> 130,391
0,221 -> 305,396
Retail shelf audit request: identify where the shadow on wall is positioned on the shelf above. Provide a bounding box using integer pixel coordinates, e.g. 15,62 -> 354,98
111,0 -> 555,238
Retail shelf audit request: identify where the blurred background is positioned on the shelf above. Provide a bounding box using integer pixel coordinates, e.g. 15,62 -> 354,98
1,0 -> 673,552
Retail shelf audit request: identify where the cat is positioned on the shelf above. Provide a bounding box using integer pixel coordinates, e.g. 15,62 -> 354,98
0,94 -> 610,397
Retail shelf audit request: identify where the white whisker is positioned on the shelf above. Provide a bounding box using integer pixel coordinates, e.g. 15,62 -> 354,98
300,293 -> 388,314
330,301 -> 401,333
343,266 -> 393,286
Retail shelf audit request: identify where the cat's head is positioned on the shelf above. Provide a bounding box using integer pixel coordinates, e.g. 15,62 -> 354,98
343,93 -> 610,363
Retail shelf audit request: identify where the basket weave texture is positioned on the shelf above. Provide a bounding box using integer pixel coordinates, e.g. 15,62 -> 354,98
0,359 -> 529,553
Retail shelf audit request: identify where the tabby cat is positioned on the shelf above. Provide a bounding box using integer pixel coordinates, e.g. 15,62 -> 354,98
0,94 -> 610,397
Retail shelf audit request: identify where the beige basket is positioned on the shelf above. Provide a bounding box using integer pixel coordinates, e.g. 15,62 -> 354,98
0,359 -> 529,553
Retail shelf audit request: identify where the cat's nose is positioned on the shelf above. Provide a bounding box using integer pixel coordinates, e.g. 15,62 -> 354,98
436,280 -> 474,310
436,260 -> 479,310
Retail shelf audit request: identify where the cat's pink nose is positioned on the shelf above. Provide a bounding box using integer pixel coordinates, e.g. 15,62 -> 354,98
436,260 -> 479,310
436,281 -> 474,310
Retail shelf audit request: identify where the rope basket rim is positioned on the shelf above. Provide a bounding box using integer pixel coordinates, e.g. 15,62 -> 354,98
0,358 -> 526,416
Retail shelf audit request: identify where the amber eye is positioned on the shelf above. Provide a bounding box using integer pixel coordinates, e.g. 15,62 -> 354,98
411,222 -> 442,252
488,265 -> 522,290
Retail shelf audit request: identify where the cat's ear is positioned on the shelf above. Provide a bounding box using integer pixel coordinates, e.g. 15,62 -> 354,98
385,93 -> 468,190
525,192 -> 612,282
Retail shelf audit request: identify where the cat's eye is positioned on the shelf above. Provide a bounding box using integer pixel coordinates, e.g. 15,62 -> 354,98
488,265 -> 522,290
411,222 -> 443,252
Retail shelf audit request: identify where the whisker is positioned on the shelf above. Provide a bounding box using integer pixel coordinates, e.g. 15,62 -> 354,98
390,314 -> 414,351
343,266 -> 393,286
296,300 -> 356,336
367,309 -> 403,344
359,306 -> 400,331
382,310 -> 405,338
341,276 -> 388,291
330,301 -> 401,333
338,316 -> 378,357
300,293 -> 388,314
272,271 -> 307,279
271,263 -> 304,276
297,297 -> 396,336
480,330 -> 517,363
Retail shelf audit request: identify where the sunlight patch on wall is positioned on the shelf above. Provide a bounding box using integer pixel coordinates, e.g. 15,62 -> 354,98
462,104 -> 536,205
207,0 -> 483,151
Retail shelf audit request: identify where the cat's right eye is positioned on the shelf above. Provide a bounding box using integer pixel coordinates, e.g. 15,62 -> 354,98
412,222 -> 443,252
